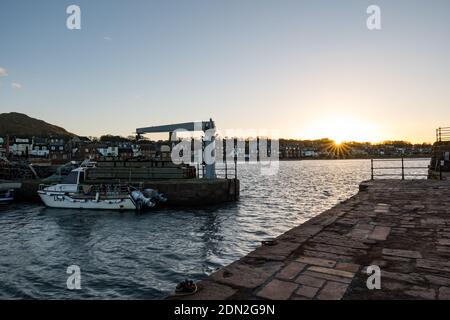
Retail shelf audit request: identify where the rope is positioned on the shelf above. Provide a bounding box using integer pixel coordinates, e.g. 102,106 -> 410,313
172,283 -> 198,297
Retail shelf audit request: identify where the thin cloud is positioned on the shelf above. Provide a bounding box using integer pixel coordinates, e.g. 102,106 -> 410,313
11,82 -> 22,90
0,67 -> 7,77
103,36 -> 112,41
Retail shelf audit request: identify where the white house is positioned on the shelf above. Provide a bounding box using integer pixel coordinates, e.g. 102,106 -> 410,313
97,146 -> 119,157
11,138 -> 32,156
302,149 -> 318,158
132,144 -> 141,157
31,137 -> 50,157
0,137 -> 5,157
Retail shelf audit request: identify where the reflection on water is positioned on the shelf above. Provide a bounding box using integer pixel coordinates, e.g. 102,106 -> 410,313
0,159 -> 429,299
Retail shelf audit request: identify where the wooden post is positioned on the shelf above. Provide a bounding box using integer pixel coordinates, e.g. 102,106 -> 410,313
371,159 -> 374,180
401,158 -> 405,180
244,139 -> 249,162
223,138 -> 226,162
191,138 -> 195,163
223,138 -> 227,179
257,137 -> 260,162
234,138 -> 238,179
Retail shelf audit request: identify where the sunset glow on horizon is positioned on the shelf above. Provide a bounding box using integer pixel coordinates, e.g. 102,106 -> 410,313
299,116 -> 380,144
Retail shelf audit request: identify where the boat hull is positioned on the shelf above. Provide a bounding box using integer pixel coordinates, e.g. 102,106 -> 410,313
38,191 -> 137,210
0,197 -> 14,203
0,189 -> 14,203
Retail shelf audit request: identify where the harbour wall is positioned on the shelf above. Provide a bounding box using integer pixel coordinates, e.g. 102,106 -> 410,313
15,178 -> 240,206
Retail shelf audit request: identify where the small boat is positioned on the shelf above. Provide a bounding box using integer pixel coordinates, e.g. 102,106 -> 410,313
38,166 -> 166,210
0,180 -> 21,204
0,189 -> 15,203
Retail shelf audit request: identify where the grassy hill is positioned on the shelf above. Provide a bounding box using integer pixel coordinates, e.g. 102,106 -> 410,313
0,112 -> 77,138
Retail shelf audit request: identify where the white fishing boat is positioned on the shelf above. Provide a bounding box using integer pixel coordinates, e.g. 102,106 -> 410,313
38,166 -> 166,210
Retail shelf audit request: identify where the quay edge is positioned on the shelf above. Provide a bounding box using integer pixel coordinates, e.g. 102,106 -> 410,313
168,179 -> 450,300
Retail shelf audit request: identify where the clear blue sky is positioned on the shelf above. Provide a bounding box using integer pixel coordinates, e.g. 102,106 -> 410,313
1,0 -> 450,142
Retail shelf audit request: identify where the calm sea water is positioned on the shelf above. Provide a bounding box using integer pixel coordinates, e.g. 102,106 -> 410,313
0,159 -> 429,299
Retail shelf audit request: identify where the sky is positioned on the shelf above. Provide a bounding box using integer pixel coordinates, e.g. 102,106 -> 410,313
1,0 -> 450,143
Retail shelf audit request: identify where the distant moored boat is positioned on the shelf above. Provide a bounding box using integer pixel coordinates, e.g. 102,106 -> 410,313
0,181 -> 21,203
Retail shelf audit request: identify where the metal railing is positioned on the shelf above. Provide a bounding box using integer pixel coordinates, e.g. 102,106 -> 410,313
436,127 -> 450,142
39,183 -> 143,195
370,158 -> 430,180
197,162 -> 238,179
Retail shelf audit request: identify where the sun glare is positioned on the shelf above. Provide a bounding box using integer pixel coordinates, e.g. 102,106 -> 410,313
303,116 -> 379,144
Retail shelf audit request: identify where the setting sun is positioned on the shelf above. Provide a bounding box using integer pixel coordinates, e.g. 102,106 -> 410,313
302,116 -> 380,144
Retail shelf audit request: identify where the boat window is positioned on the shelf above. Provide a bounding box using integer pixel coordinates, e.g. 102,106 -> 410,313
62,171 -> 79,184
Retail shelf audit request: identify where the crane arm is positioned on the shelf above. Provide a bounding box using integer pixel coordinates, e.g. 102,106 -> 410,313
136,119 -> 215,135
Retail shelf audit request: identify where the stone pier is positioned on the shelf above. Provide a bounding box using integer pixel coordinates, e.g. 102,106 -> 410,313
169,180 -> 450,300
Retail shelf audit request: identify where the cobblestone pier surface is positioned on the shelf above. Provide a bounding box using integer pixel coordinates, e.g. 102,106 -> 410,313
169,180 -> 450,300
